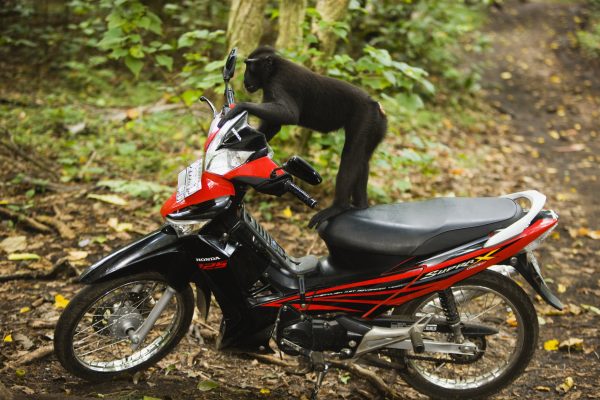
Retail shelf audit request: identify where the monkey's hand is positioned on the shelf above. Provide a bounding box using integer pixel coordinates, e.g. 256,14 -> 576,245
308,205 -> 350,229
217,102 -> 247,128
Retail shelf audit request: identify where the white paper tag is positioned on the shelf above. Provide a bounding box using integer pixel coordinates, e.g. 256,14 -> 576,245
176,159 -> 202,202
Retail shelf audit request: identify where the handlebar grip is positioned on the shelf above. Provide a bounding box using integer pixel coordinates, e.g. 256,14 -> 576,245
285,181 -> 317,208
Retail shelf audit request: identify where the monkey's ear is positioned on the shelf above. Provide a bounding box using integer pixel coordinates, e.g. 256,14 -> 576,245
265,55 -> 273,66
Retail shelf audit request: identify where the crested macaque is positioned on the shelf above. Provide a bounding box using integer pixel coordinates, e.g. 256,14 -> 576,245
219,46 -> 387,228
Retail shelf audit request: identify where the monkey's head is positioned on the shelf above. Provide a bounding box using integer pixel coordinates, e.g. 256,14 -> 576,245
243,46 -> 277,93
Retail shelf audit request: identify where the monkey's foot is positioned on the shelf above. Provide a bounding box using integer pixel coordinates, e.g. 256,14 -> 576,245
308,205 -> 350,229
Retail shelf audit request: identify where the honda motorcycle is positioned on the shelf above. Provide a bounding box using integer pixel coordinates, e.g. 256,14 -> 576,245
54,49 -> 562,399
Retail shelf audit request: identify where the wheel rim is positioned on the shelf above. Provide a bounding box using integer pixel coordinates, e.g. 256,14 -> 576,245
405,285 -> 526,390
71,280 -> 182,372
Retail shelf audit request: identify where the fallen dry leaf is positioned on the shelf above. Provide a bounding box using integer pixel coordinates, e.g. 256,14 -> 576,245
559,338 -> 584,352
553,143 -> 585,152
500,71 -> 512,80
556,376 -> 575,393
544,339 -> 559,351
282,206 -> 293,219
107,217 -> 134,232
506,313 -> 518,327
54,294 -> 69,309
581,304 -> 600,315
535,386 -> 551,392
557,283 -> 567,293
87,193 -> 128,206
0,236 -> 27,253
3,334 -> 13,342
68,250 -> 88,261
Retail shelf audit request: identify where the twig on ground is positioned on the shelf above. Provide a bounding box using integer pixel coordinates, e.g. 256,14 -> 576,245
0,206 -> 52,233
36,215 -> 75,240
19,175 -> 84,192
14,345 -> 53,366
197,319 -> 219,333
329,360 -> 401,399
0,138 -> 59,180
0,259 -> 76,282
77,150 -> 97,180
28,319 -> 58,329
250,353 -> 400,399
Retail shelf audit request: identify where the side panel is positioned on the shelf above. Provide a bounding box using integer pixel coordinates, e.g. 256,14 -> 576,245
256,217 -> 560,318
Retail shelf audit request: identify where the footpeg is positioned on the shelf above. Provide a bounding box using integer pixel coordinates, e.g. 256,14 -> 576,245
409,328 -> 425,353
409,314 -> 432,354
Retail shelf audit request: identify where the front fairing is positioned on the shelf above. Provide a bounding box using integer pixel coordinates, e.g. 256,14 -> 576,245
161,111 -> 277,217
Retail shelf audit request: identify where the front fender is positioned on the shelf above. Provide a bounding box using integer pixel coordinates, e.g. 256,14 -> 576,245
79,225 -> 212,319
79,225 -> 182,284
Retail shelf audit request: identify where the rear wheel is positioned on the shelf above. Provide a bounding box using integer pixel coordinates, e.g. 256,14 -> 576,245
54,271 -> 194,381
394,270 -> 538,400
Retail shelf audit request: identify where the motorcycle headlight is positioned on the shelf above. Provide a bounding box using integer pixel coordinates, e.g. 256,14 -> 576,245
166,218 -> 209,237
205,149 -> 254,175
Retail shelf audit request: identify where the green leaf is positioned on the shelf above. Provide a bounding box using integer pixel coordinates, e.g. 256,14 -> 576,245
197,380 -> 219,392
8,253 -> 40,261
181,89 -> 201,106
129,45 -> 144,59
117,142 -> 137,155
155,54 -> 173,71
124,55 -> 143,77
142,396 -> 162,400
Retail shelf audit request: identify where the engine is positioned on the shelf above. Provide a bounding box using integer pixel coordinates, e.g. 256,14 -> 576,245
275,305 -> 369,356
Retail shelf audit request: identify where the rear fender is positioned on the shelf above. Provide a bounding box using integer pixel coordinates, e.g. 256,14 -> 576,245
513,252 -> 563,310
79,225 -> 213,318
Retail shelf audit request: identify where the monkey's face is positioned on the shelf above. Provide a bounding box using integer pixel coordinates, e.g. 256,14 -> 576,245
243,56 -> 273,93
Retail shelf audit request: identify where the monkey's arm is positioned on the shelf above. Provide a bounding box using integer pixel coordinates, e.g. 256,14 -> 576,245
258,121 -> 282,141
218,99 -> 299,128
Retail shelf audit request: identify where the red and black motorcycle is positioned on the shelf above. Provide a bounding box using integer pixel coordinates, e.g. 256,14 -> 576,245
54,49 -> 562,399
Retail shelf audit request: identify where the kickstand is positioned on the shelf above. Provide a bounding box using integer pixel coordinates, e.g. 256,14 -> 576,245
310,352 -> 329,400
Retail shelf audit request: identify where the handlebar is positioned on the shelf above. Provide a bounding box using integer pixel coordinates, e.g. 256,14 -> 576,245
284,181 -> 318,208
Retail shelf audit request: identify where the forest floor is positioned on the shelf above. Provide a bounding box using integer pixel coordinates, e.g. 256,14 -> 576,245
1,1 -> 599,399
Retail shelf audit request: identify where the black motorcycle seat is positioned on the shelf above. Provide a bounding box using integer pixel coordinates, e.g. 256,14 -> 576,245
318,197 -> 522,257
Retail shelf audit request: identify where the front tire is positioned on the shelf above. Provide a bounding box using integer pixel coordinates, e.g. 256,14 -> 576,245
396,270 -> 538,400
54,271 -> 194,381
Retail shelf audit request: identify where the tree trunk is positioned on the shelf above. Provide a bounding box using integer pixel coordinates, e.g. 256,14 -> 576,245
294,0 -> 349,155
275,0 -> 307,51
313,0 -> 350,58
226,0 -> 268,57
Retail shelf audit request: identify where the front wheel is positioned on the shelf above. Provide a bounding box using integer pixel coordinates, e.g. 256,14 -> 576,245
54,271 -> 194,381
395,270 -> 539,400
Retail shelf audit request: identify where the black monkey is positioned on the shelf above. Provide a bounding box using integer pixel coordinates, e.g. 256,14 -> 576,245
219,46 -> 387,228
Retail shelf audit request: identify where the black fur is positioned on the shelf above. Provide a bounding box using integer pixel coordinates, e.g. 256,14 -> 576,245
220,46 -> 387,228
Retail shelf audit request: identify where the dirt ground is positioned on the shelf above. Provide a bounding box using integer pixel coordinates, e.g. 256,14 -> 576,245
1,1 -> 599,399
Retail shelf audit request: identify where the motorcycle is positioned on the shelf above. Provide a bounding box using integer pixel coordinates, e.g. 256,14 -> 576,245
54,49 -> 562,400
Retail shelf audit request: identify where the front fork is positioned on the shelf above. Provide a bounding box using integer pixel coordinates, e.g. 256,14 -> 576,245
128,286 -> 177,350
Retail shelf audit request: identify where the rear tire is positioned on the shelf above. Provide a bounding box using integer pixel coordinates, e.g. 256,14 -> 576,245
54,271 -> 194,381
396,270 -> 538,400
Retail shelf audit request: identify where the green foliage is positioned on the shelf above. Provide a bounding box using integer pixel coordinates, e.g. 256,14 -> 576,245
577,10 -> 600,58
97,179 -> 172,199
350,0 -> 488,91
0,0 -> 493,206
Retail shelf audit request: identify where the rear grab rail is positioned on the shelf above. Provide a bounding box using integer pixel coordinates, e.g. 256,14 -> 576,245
484,190 -> 547,248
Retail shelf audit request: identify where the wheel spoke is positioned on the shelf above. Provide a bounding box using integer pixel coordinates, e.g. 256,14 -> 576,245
68,279 -> 181,373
